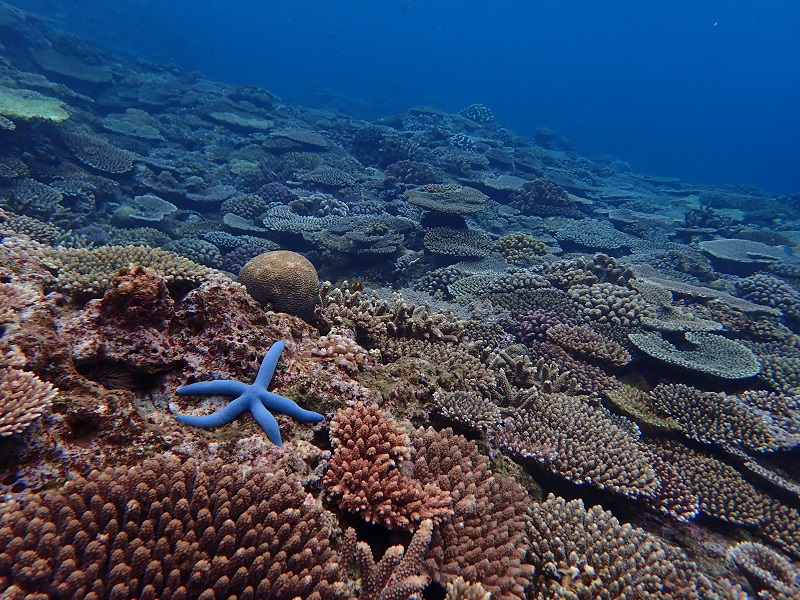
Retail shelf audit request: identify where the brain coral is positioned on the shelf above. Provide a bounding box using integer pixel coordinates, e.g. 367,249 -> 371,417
238,250 -> 320,320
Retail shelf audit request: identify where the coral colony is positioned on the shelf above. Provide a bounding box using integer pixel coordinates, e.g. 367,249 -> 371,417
1,3 -> 800,598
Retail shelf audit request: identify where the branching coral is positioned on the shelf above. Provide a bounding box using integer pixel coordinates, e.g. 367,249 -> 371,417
0,455 -> 350,599
529,494 -> 741,599
324,403 -> 454,530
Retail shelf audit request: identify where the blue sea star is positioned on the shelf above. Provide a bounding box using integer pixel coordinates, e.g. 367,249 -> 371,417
175,340 -> 323,446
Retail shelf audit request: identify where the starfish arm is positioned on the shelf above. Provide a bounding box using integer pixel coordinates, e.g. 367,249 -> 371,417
262,391 -> 324,423
254,340 -> 285,388
249,396 -> 284,446
176,395 -> 249,428
177,380 -> 249,397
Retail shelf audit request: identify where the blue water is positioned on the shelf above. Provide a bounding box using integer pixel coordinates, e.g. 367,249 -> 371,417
15,0 -> 800,194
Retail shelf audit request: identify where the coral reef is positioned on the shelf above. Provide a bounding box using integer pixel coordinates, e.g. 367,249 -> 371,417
0,9 -> 799,597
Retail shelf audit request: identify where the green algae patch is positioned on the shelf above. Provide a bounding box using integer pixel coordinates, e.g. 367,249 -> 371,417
0,87 -> 69,122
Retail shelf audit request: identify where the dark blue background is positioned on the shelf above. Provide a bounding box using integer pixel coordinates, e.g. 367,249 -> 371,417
12,1 -> 800,193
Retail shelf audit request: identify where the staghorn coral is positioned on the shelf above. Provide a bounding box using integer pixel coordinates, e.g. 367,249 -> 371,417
526,340 -> 621,396
320,282 -> 466,345
727,541 -> 800,600
411,426 -> 534,600
528,494 -> 739,599
0,455 -> 350,599
650,383 -> 800,452
238,250 -> 320,320
348,519 -> 433,600
490,344 -> 580,398
0,367 -> 57,436
40,244 -> 214,300
629,331 -> 761,379
445,577 -> 492,600
324,403 -> 454,531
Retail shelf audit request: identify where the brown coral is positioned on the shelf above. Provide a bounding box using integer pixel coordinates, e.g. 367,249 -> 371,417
238,250 -> 320,320
0,455 -> 349,599
528,494 -> 739,599
40,244 -> 213,300
0,367 -> 57,436
411,426 -> 534,600
324,403 -> 454,530
545,322 -> 631,368
650,383 -> 800,452
498,391 -> 698,520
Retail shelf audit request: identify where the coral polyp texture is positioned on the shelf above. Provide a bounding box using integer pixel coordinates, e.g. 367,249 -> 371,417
1,8 -> 800,596
0,367 -> 57,436
238,249 -> 320,320
324,403 -> 454,530
528,494 -> 742,599
0,456 -> 350,599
